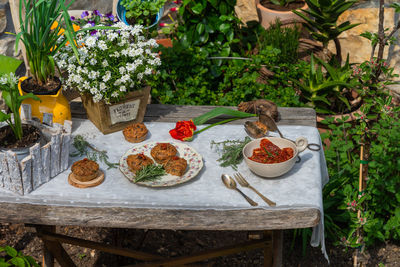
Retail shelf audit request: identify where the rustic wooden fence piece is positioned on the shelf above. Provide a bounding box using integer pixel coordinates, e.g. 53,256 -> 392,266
0,111 -> 72,195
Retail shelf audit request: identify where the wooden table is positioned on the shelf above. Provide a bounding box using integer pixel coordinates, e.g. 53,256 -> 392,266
0,104 -> 321,267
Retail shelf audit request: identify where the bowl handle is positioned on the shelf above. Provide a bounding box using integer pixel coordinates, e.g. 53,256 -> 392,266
295,137 -> 308,153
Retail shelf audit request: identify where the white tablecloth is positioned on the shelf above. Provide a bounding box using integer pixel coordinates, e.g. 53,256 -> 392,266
0,119 -> 329,261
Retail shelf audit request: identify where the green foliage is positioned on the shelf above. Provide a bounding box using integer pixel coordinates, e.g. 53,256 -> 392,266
321,68 -> 400,248
71,135 -> 119,169
0,73 -> 40,140
134,164 -> 165,183
210,137 -> 252,170
0,245 -> 39,267
150,42 -> 308,107
270,0 -> 297,7
192,107 -> 256,125
175,0 -> 241,56
0,55 -> 22,75
290,54 -> 357,114
257,19 -> 300,64
293,0 -> 359,47
121,0 -> 166,26
14,0 -> 80,85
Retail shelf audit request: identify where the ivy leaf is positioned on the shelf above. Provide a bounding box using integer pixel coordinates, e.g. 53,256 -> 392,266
191,3 -> 204,14
5,246 -> 17,258
10,257 -> 25,267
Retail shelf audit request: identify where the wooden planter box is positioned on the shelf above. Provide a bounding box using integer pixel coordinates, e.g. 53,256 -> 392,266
0,109 -> 72,195
81,86 -> 151,134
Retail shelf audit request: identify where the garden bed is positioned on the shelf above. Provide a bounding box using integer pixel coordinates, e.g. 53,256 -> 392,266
1,223 -> 399,266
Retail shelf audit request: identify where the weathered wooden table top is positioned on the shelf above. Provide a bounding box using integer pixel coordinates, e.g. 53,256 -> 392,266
0,104 -> 321,231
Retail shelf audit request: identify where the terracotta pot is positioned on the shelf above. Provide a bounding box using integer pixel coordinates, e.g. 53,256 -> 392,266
81,86 -> 151,134
255,0 -> 307,29
156,38 -> 173,48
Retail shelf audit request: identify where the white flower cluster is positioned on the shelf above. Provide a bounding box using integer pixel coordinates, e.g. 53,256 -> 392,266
55,22 -> 161,103
0,72 -> 18,87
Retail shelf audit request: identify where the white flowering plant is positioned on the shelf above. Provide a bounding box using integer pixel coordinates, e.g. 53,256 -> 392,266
55,22 -> 161,104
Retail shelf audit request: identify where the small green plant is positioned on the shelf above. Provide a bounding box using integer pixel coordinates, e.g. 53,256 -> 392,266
290,54 -> 357,114
0,245 -> 39,267
0,73 -> 40,140
257,19 -> 300,64
269,0 -> 297,7
121,0 -> 166,27
293,0 -> 359,64
14,0 -> 80,85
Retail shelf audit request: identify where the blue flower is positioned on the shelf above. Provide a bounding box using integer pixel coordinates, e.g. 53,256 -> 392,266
93,10 -> 102,17
70,16 -> 76,21
105,12 -> 115,21
88,20 -> 96,27
90,30 -> 98,36
81,11 -> 89,18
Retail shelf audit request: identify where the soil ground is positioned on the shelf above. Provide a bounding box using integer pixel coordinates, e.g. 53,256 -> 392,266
1,223 -> 399,266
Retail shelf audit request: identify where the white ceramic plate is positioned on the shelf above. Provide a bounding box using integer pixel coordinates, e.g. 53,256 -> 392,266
119,141 -> 203,187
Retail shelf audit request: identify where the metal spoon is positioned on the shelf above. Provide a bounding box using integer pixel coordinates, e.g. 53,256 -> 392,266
221,174 -> 258,206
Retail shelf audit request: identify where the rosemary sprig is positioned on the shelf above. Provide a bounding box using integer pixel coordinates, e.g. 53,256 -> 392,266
210,137 -> 252,170
134,164 -> 166,183
70,135 -> 119,169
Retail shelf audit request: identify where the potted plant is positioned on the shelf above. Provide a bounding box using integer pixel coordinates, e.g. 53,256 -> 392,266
255,0 -> 307,29
13,0 -> 83,124
292,0 -> 359,65
117,0 -> 166,29
0,72 -> 41,158
55,21 -> 161,134
290,54 -> 359,116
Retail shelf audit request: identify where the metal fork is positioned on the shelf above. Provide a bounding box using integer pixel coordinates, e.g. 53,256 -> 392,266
234,173 -> 276,206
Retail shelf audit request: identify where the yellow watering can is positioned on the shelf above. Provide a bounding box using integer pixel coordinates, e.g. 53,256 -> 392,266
18,77 -> 71,124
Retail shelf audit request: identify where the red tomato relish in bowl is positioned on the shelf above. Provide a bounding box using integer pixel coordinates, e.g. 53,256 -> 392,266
249,138 -> 294,164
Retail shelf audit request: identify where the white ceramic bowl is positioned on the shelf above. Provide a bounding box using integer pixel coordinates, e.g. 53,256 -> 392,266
242,137 -> 308,178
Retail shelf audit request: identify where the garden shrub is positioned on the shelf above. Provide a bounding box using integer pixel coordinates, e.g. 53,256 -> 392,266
321,92 -> 400,247
150,43 -> 308,107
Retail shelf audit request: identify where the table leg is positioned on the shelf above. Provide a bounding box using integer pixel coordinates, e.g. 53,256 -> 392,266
35,225 -> 77,267
263,231 -> 273,267
272,230 -> 283,267
40,225 -> 55,267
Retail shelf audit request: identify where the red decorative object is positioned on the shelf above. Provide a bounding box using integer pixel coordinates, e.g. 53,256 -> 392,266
169,120 -> 197,141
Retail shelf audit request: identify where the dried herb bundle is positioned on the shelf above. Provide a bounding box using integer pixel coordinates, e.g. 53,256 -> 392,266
134,164 -> 165,183
210,137 -> 252,170
71,135 -> 119,169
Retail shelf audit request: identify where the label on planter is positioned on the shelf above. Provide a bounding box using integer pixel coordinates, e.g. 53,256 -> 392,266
109,99 -> 141,125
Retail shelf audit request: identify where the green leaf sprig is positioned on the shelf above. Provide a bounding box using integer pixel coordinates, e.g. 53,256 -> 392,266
0,73 -> 40,140
210,137 -> 252,170
0,245 -> 40,267
134,164 -> 165,183
70,135 -> 118,169
193,107 -> 257,136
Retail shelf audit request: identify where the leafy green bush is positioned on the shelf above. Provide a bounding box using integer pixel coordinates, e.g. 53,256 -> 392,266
0,246 -> 39,267
175,0 -> 241,56
150,43 -> 308,107
321,89 -> 400,247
